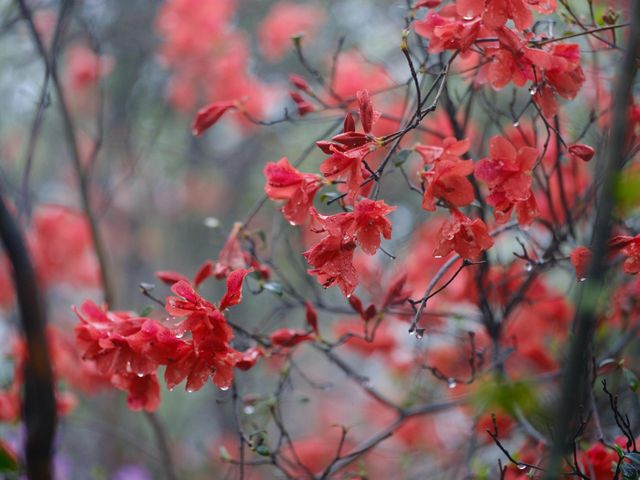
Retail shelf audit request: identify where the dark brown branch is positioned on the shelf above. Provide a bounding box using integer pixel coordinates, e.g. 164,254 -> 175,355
544,2 -> 640,476
0,192 -> 56,480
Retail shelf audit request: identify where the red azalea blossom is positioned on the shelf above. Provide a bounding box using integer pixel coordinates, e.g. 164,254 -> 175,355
264,157 -> 323,225
270,328 -> 314,348
434,209 -> 494,260
421,158 -> 475,211
464,0 -> 533,30
475,135 -> 539,225
303,200 -> 395,296
414,8 -> 481,53
289,74 -> 310,91
415,137 -> 471,165
351,199 -> 396,255
612,235 -> 640,274
234,347 -> 263,371
568,143 -> 595,162
485,27 -> 550,90
357,89 -> 379,134
258,1 -> 325,61
213,223 -> 249,278
192,101 -> 236,136
289,91 -> 314,116
570,246 -> 592,280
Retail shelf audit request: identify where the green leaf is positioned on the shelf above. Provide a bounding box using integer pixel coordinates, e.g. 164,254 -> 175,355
255,444 -> 270,457
615,170 -> 640,214
472,378 -> 538,416
623,368 -> 639,392
320,192 -> 341,204
219,446 -> 231,461
0,441 -> 18,473
393,149 -> 412,167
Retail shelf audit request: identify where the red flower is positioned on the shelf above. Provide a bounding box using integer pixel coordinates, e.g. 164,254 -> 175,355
219,268 -> 252,311
258,1 -> 325,61
65,44 -> 114,91
270,328 -> 314,347
111,373 -> 160,412
434,209 -> 494,260
357,89 -> 379,134
305,301 -> 319,335
570,246 -> 591,281
413,8 -> 481,53
235,347 -> 262,371
475,135 -> 539,225
415,137 -> 470,165
568,143 -> 595,162
264,157 -> 322,225
289,91 -> 314,116
485,27 -> 550,90
421,158 -> 475,211
74,301 -> 157,378
533,43 -> 585,118
580,443 -> 618,479
616,235 -> 640,274
192,101 -> 236,136
289,74 -> 310,91
304,229 -> 358,296
318,108 -> 381,201
545,43 -> 585,101
303,200 -> 395,296
351,199 -> 396,255
213,223 -> 248,278
456,0 -> 537,30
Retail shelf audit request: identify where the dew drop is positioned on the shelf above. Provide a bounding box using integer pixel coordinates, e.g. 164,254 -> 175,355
529,86 -> 537,96
175,332 -> 184,339
512,121 -> 520,128
434,255 -> 443,259
220,386 -> 230,391
578,277 -> 587,282
186,387 -> 195,393
447,378 -> 457,389
288,220 -> 296,226
415,328 -> 425,340
517,463 -> 527,470
524,262 -> 533,272
136,372 -> 145,378
243,405 -> 255,415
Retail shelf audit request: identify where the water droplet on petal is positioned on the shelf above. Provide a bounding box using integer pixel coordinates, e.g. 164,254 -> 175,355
175,332 -> 184,339
447,378 -> 457,389
578,277 -> 587,282
415,328 -> 425,340
524,262 -> 533,272
434,255 -> 443,259
517,463 -> 527,470
513,121 -> 520,128
220,386 -> 230,391
136,372 -> 145,378
243,405 -> 255,415
186,387 -> 195,393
